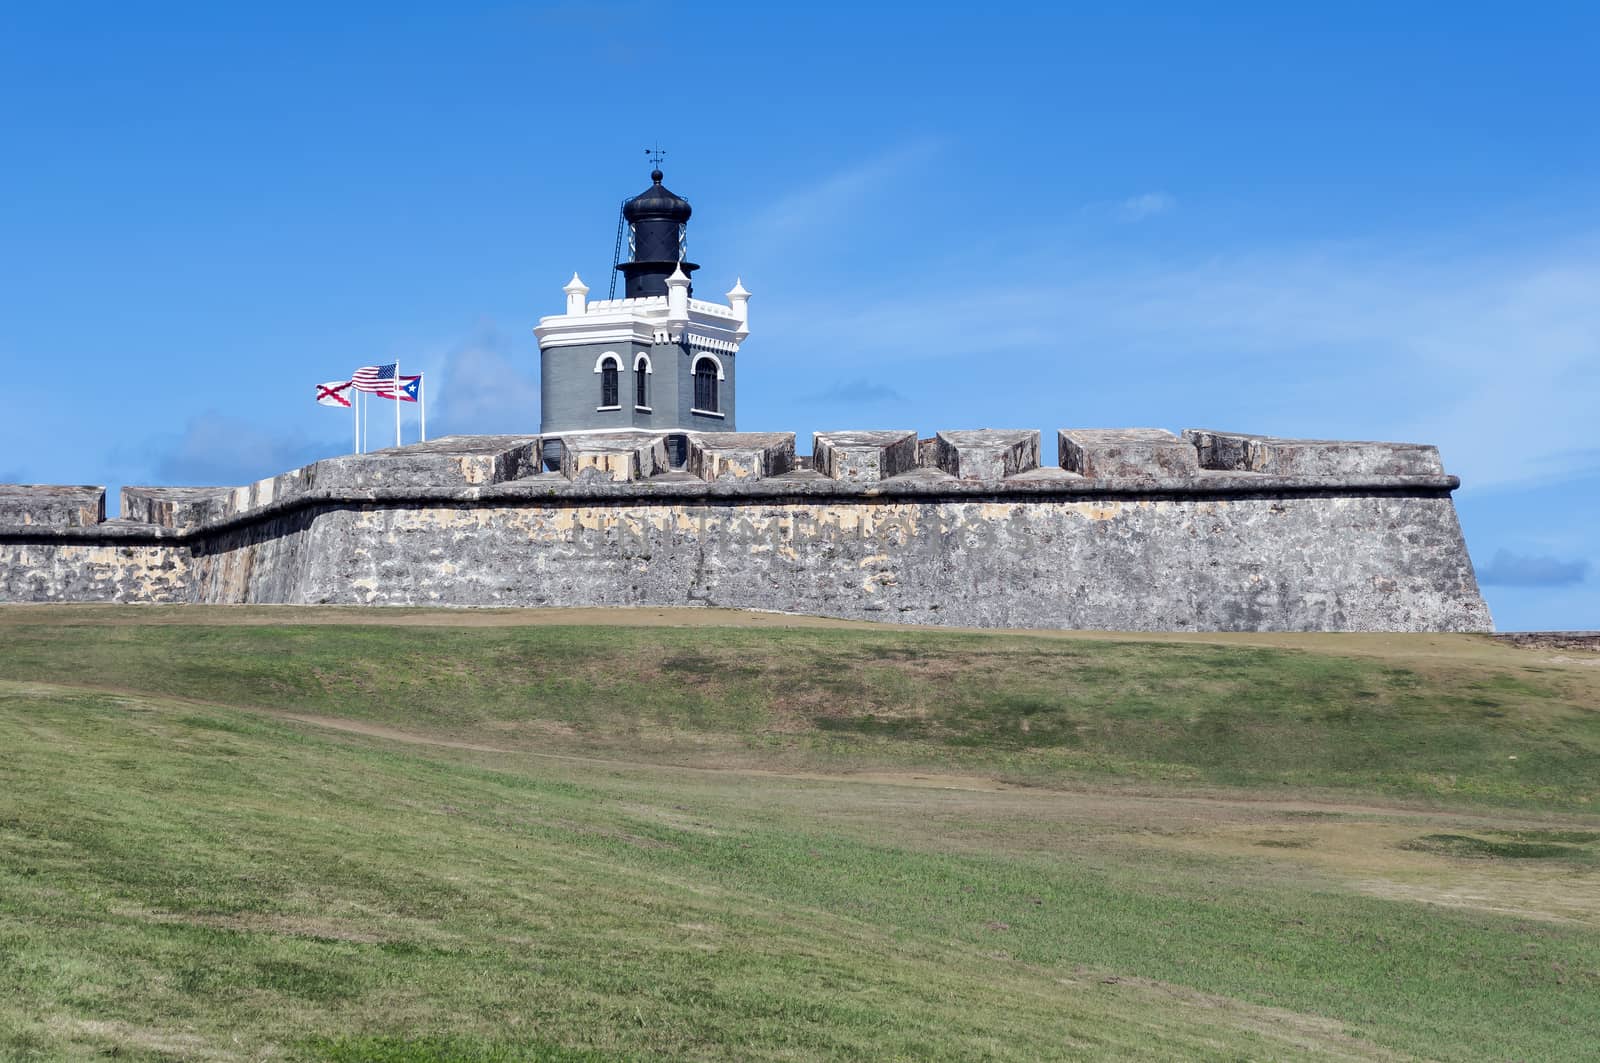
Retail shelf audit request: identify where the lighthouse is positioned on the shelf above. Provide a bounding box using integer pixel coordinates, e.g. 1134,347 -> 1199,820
534,165 -> 751,446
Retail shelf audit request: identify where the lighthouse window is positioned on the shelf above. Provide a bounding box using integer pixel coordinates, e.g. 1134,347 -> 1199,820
635,364 -> 648,408
599,357 -> 619,408
693,357 -> 719,413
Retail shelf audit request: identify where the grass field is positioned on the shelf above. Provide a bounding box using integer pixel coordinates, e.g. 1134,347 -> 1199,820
1,607 -> 1597,1061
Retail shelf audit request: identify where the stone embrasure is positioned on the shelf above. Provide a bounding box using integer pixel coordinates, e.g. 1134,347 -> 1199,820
0,429 -> 1493,632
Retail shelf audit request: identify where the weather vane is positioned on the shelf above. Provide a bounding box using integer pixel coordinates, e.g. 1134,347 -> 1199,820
646,144 -> 667,168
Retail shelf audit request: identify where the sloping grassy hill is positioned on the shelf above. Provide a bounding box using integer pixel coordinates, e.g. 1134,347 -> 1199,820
1,608 -> 1597,1061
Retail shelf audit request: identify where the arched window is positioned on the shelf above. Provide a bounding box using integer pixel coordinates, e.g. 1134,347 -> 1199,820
599,356 -> 619,408
693,356 -> 719,413
634,356 -> 650,408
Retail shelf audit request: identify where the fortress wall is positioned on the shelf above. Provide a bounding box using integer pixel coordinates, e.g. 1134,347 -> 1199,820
179,491 -> 1484,631
0,540 -> 191,603
0,429 -> 1494,631
188,509 -> 329,605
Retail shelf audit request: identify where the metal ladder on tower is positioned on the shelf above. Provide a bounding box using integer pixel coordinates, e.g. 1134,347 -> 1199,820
608,200 -> 627,299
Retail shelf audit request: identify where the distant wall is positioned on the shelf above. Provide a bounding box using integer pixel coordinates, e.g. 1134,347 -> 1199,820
0,429 -> 1493,632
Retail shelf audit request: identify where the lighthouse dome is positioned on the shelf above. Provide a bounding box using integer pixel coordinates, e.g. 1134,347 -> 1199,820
622,170 -> 693,224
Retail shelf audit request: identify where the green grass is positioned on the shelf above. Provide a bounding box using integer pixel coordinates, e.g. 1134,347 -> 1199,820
1,612 -> 1598,1060
1,619 -> 1597,806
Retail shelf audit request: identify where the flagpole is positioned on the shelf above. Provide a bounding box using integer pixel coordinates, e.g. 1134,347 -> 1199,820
362,389 -> 368,453
420,373 -> 427,442
394,360 -> 402,448
352,386 -> 359,454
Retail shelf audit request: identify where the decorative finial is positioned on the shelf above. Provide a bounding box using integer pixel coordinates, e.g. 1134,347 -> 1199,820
645,144 -> 666,182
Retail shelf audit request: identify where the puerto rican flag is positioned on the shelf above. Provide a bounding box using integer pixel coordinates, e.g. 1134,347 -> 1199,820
378,374 -> 422,403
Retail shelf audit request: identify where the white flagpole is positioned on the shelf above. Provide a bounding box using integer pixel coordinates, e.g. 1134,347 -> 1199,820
352,387 -> 358,454
420,373 -> 427,442
362,389 -> 368,453
394,361 -> 402,448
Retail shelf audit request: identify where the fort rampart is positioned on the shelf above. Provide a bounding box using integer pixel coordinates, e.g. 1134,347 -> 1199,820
0,428 -> 1492,631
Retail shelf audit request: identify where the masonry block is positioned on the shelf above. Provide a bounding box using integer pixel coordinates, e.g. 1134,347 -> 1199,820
933,430 -> 1040,481
1059,429 -> 1201,478
228,464 -> 315,517
688,432 -> 795,482
121,487 -> 235,531
560,433 -> 670,482
315,436 -> 542,491
812,431 -> 918,482
0,485 -> 105,527
1183,430 -> 1444,477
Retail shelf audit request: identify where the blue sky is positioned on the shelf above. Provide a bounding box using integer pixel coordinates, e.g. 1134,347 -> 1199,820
1,3 -> 1595,629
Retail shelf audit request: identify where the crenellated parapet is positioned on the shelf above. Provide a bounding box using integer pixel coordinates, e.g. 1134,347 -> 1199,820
0,429 -> 1473,533
0,428 -> 1492,631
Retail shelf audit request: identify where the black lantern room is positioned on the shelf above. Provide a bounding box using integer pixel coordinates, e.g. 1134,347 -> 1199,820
615,168 -> 699,299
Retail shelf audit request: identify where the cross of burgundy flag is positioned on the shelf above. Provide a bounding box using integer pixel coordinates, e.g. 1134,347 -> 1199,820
315,380 -> 353,408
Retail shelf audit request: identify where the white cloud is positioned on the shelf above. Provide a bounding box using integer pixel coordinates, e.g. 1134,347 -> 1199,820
756,234 -> 1600,489
1118,192 -> 1176,221
427,326 -> 541,437
721,139 -> 947,273
141,413 -> 346,487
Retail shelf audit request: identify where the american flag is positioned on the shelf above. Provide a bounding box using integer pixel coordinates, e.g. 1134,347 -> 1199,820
351,363 -> 397,393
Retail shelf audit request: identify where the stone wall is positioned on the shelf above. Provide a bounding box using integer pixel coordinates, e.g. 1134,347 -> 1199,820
0,428 -> 1494,631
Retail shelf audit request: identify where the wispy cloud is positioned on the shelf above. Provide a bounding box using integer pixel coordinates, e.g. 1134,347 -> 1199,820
804,378 -> 905,405
1077,191 -> 1178,223
724,139 -> 947,275
143,413 -> 347,487
1118,192 -> 1176,221
751,139 -> 945,236
427,325 -> 541,437
759,233 -> 1600,489
1477,549 -> 1589,587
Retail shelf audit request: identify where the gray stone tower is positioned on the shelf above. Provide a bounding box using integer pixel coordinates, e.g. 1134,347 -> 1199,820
535,167 -> 750,445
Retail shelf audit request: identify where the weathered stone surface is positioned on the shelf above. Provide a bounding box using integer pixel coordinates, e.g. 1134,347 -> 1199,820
0,432 -> 1494,632
559,432 -> 669,482
813,431 -> 918,482
0,485 -> 105,527
932,430 -> 1041,481
224,464 -> 316,521
1184,429 -> 1444,477
163,492 -> 1487,631
1059,429 -> 1202,478
315,435 -> 542,490
122,487 -> 234,531
687,432 -> 795,482
0,541 -> 189,602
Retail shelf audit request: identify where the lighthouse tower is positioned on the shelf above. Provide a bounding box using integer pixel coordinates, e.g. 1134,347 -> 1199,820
534,166 -> 750,444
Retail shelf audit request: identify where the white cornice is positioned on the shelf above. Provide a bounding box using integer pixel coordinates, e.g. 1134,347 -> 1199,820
536,291 -> 748,353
